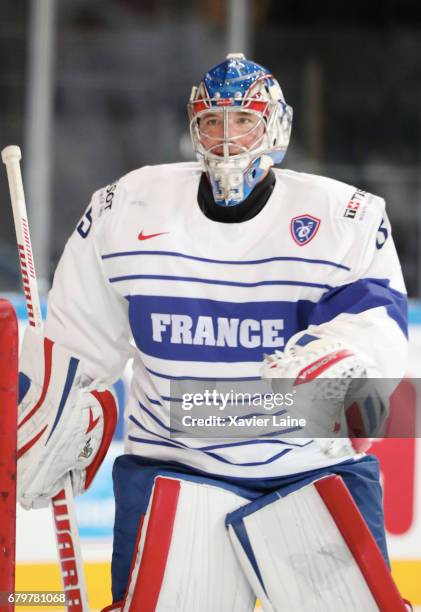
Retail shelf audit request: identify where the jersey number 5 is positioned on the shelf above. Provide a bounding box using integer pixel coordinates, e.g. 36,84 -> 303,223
376,218 -> 388,249
76,206 -> 93,239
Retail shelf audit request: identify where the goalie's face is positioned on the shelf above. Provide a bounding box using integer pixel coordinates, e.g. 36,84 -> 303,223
198,109 -> 265,158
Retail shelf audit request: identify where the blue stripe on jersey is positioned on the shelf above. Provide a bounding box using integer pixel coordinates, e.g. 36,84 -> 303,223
197,436 -> 305,451
138,401 -> 177,433
145,365 -> 260,381
111,274 -> 332,290
308,277 -> 408,337
146,395 -> 167,405
139,399 -> 293,438
127,295 -> 315,363
128,434 -> 293,467
131,412 -> 303,451
129,415 -> 185,445
102,249 -> 351,271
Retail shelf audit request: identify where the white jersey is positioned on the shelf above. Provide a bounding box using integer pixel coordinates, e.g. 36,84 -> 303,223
45,162 -> 408,478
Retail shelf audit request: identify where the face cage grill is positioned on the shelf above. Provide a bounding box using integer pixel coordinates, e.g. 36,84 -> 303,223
188,100 -> 281,164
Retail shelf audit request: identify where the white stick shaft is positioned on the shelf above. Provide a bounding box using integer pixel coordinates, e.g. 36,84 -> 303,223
1,145 -> 42,328
2,145 -> 89,611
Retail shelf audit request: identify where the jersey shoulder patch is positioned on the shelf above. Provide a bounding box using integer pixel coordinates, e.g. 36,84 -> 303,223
337,188 -> 383,224
275,169 -> 387,240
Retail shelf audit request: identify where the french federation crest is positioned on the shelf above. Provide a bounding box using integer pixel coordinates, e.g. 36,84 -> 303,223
290,214 -> 321,246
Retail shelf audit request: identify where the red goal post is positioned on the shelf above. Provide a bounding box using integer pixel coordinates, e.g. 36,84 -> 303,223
0,298 -> 18,608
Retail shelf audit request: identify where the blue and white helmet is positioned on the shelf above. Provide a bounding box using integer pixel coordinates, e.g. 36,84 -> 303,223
188,53 -> 293,207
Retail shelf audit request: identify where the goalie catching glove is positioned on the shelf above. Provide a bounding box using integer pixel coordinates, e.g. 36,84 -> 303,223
261,333 -> 386,457
17,326 -> 118,509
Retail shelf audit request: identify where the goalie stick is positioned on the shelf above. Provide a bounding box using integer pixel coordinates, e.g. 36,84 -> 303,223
1,145 -> 89,611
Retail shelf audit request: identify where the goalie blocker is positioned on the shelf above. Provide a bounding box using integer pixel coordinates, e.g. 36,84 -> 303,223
103,456 -> 409,611
17,326 -> 118,509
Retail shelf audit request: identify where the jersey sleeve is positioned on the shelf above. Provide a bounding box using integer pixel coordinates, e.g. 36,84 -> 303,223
44,181 -> 133,383
295,197 -> 408,378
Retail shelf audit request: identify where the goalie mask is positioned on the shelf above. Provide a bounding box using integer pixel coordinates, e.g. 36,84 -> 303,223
188,53 -> 293,207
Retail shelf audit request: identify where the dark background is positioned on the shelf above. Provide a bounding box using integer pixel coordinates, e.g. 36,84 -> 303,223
1,0 -> 420,294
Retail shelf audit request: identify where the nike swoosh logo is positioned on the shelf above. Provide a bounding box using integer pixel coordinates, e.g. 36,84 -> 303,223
138,230 -> 169,241
86,406 -> 101,434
